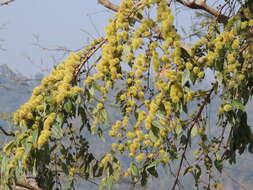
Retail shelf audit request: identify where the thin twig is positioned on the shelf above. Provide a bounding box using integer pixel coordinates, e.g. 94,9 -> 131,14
0,126 -> 15,136
0,0 -> 15,6
172,87 -> 214,190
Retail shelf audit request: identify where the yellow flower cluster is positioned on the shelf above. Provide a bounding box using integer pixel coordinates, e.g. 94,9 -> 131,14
170,84 -> 183,103
69,167 -> 76,177
37,129 -> 51,148
100,154 -> 112,167
13,52 -> 83,126
7,147 -> 24,169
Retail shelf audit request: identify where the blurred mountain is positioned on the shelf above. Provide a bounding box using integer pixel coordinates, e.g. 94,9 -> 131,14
0,64 -> 42,126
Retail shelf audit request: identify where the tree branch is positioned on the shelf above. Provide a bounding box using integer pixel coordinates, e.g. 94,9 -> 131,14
176,0 -> 229,23
0,0 -> 15,6
97,0 -> 119,12
0,126 -> 15,136
172,87 -> 214,190
98,0 -> 193,52
14,181 -> 42,190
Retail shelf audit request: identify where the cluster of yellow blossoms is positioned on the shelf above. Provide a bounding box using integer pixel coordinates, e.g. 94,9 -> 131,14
3,38 -> 106,179
86,1 -> 253,184
89,0 -> 182,176
3,0 -> 253,187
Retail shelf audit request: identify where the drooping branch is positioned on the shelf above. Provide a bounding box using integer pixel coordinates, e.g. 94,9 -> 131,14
176,0 -> 229,23
172,87 -> 214,190
0,125 -> 15,136
0,0 -> 15,6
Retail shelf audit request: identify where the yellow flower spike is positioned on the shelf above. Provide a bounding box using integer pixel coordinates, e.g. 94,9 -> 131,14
240,21 -> 248,29
108,130 -> 117,137
186,62 -> 193,70
159,149 -> 166,156
118,144 -> 124,151
37,129 -> 51,148
193,66 -> 200,74
126,131 -> 136,138
238,74 -> 245,80
129,152 -> 135,158
97,103 -> 104,110
162,156 -> 170,164
197,72 -> 205,79
135,153 -> 145,163
124,171 -> 129,177
111,143 -> 118,151
69,168 -> 76,177
223,104 -> 233,112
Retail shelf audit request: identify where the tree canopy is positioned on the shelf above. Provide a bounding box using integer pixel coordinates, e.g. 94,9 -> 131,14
1,0 -> 253,189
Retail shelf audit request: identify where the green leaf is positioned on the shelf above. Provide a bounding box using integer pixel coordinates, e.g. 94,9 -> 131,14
156,111 -> 166,120
175,125 -> 182,135
141,170 -> 148,186
214,159 -> 223,173
136,10 -> 144,20
147,166 -> 158,178
182,70 -> 190,86
181,47 -> 191,60
191,125 -> 198,137
60,161 -> 68,174
51,123 -> 63,139
1,155 -> 9,181
100,109 -> 109,126
231,100 -> 245,111
31,128 -> 39,144
152,120 -> 164,129
184,166 -> 193,175
146,160 -> 160,170
130,162 -> 139,177
106,176 -> 114,190
2,140 -> 14,153
194,165 -> 202,183
149,128 -> 158,142
64,100 -> 73,114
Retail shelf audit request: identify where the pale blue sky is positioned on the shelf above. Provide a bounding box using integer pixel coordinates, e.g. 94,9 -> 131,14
0,0 -> 196,76
0,0 -> 119,76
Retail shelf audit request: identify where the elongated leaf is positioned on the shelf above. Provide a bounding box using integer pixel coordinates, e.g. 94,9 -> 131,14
51,123 -> 63,139
231,100 -> 245,111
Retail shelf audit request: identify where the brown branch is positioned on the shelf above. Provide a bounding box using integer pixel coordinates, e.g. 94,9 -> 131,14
0,126 -> 15,136
172,87 -> 214,190
98,0 -> 193,52
14,180 -> 42,190
97,0 -> 119,12
176,0 -> 229,23
0,0 -> 15,6
75,38 -> 107,76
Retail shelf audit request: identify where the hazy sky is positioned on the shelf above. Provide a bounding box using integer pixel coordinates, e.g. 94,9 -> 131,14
0,0 -> 196,77
0,0 -> 119,76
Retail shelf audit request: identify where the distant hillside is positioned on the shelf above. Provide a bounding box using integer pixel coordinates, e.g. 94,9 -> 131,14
0,64 -> 42,130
